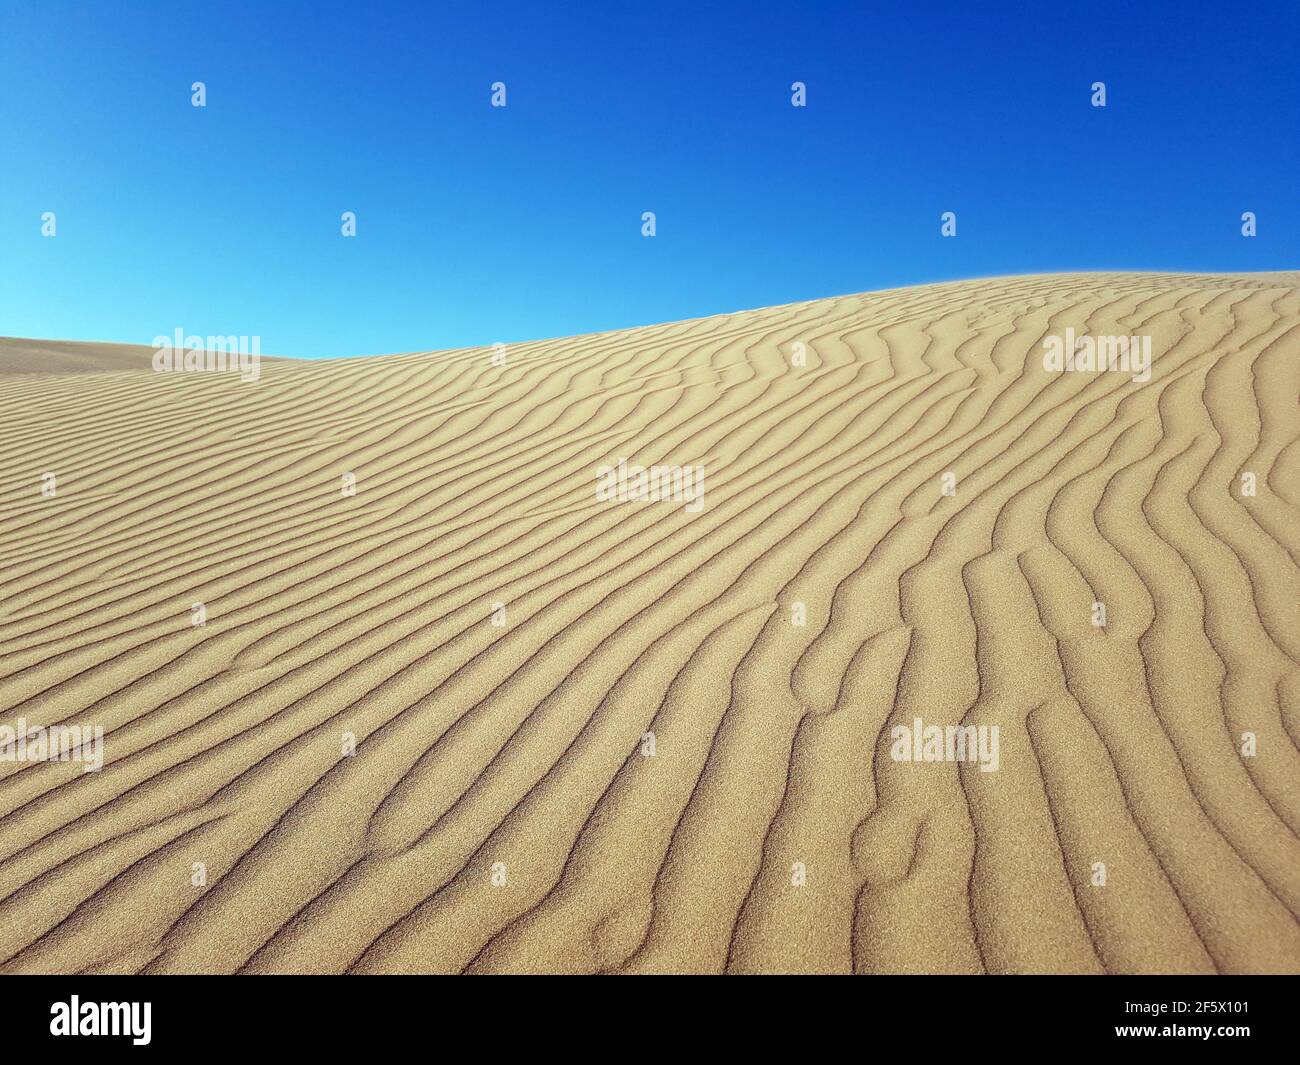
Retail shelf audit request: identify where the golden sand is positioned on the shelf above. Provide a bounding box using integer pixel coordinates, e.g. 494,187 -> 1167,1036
0,272 -> 1297,974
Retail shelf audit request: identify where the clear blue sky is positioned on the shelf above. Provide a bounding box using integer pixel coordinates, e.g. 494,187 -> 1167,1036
1,0 -> 1296,357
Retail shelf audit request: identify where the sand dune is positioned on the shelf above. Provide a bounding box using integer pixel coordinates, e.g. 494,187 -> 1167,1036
1,272 -> 1297,974
0,337 -> 294,376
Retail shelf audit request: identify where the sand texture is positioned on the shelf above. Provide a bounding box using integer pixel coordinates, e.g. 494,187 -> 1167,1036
1,272 -> 1297,974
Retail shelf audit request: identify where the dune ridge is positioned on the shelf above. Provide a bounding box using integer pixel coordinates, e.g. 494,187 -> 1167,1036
0,271 -> 1297,974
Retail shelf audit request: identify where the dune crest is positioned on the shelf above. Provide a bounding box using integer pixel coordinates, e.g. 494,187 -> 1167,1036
1,272 -> 1297,974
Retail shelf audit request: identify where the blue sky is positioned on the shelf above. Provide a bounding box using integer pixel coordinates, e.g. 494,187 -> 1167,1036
1,0 -> 1296,357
